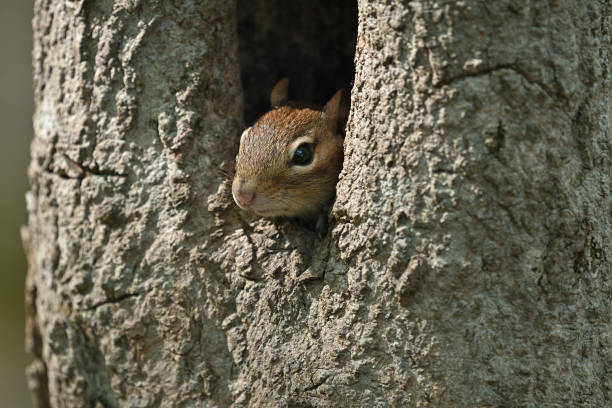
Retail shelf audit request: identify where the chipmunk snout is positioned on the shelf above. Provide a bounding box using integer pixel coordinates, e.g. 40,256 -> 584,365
232,178 -> 257,208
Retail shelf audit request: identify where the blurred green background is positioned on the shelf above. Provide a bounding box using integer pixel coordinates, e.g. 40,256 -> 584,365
0,0 -> 34,407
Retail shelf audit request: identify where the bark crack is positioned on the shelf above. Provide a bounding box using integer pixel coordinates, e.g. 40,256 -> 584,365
43,154 -> 128,181
434,63 -> 555,99
60,154 -> 129,178
301,374 -> 332,392
87,292 -> 142,311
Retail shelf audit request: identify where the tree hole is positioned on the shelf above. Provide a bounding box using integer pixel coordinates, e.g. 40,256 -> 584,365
237,0 -> 358,124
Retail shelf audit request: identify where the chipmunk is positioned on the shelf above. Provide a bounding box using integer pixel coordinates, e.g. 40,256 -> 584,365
232,78 -> 347,226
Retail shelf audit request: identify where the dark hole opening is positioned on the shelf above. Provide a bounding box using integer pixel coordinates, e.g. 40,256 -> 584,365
237,0 -> 358,125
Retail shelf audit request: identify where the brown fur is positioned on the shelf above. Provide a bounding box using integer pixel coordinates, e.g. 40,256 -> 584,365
233,85 -> 345,219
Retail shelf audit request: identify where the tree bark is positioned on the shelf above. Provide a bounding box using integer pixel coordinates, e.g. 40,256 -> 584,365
25,1 -> 610,407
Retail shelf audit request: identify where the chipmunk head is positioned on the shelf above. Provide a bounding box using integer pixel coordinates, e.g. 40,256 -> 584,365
232,78 -> 346,218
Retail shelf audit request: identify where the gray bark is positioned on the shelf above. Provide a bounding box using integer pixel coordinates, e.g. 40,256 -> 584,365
25,1 -> 610,407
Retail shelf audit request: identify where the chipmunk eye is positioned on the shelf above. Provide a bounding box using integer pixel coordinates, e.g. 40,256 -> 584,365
292,143 -> 314,166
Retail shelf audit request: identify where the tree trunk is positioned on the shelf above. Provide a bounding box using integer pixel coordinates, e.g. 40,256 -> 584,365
25,0 -> 610,407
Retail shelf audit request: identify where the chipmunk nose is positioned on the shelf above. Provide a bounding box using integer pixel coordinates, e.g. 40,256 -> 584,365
232,179 -> 257,208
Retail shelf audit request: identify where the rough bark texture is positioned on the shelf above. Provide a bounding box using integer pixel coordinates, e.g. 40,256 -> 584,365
25,1 -> 610,407
335,1 -> 611,405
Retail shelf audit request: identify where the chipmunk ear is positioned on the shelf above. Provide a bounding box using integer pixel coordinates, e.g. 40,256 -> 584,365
239,127 -> 251,144
322,89 -> 348,134
270,78 -> 289,107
